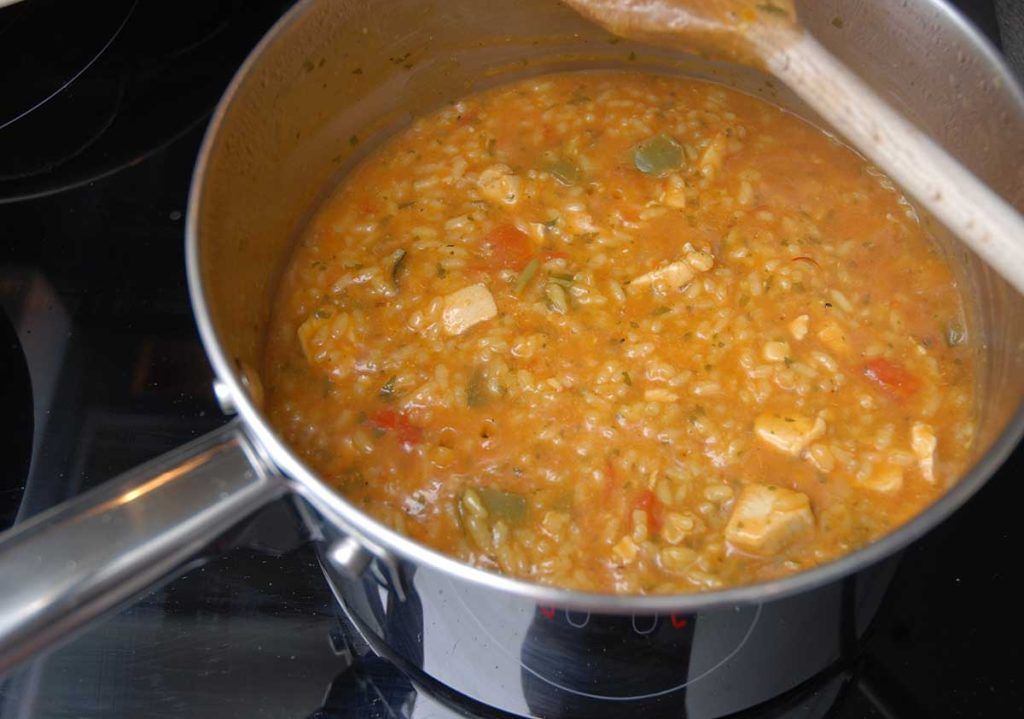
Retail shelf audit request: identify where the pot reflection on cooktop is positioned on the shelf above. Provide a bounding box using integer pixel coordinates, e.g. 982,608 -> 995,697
301,567 -> 920,719
315,551 -> 893,718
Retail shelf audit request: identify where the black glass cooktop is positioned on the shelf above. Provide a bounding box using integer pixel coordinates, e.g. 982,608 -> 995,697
0,1 -> 1021,717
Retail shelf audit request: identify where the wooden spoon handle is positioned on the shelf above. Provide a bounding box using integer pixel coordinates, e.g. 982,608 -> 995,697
765,32 -> 1024,295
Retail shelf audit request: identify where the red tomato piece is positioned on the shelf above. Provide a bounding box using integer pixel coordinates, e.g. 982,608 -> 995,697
368,409 -> 424,447
634,489 -> 664,534
485,224 -> 533,271
863,358 -> 919,400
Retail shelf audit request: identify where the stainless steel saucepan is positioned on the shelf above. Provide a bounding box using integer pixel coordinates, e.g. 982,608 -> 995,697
1,0 -> 1021,681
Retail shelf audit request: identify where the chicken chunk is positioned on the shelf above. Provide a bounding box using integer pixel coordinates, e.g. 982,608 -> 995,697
477,164 -> 520,206
910,422 -> 937,483
762,341 -> 790,363
754,413 -> 826,456
857,463 -> 904,493
789,314 -> 809,341
442,284 -> 497,336
630,250 -> 714,292
725,484 -> 814,554
817,320 -> 849,354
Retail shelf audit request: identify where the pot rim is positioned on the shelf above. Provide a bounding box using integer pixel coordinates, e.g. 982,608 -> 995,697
186,0 -> 1024,613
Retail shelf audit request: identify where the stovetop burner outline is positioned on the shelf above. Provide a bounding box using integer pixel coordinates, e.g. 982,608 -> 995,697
448,576 -> 763,702
0,1 -> 137,132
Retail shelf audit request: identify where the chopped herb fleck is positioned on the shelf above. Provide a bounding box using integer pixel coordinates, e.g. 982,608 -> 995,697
514,258 -> 540,295
467,367 -> 489,407
757,2 -> 788,16
391,249 -> 408,286
623,371 -> 632,386
379,376 -> 398,401
945,322 -> 966,347
548,272 -> 575,288
545,282 -> 569,314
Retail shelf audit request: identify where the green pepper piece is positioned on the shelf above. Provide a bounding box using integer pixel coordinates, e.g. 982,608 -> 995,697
633,134 -> 683,176
546,157 -> 581,185
477,487 -> 528,525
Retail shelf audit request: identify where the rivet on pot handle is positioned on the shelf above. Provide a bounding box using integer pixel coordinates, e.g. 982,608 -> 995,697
328,535 -> 372,577
323,529 -> 408,602
0,420 -> 286,675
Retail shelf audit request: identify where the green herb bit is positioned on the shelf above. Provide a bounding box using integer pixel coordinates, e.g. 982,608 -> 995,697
513,258 -> 540,295
757,2 -> 789,17
548,272 -> 575,288
545,157 -> 580,185
652,305 -> 671,316
379,376 -> 398,401
945,321 -> 966,347
633,134 -> 683,176
467,366 -> 489,407
338,469 -> 367,492
477,487 -> 528,525
391,249 -> 408,286
436,263 -> 447,278
622,371 -> 633,386
545,283 -> 569,314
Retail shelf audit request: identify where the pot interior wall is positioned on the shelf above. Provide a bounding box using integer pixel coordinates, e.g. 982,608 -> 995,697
195,0 -> 1023,483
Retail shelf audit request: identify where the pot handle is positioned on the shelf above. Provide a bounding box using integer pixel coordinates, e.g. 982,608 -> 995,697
0,420 -> 285,674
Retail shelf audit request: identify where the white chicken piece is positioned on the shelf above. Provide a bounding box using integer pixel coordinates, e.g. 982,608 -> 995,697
754,413 -> 826,456
725,484 -> 814,554
477,164 -> 520,206
857,464 -> 904,494
816,320 -> 849,354
762,341 -> 790,363
910,422 -> 937,483
630,250 -> 714,292
441,284 -> 497,336
789,314 -> 809,341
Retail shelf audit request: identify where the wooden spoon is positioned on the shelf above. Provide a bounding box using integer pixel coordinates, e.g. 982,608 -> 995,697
562,0 -> 1024,295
